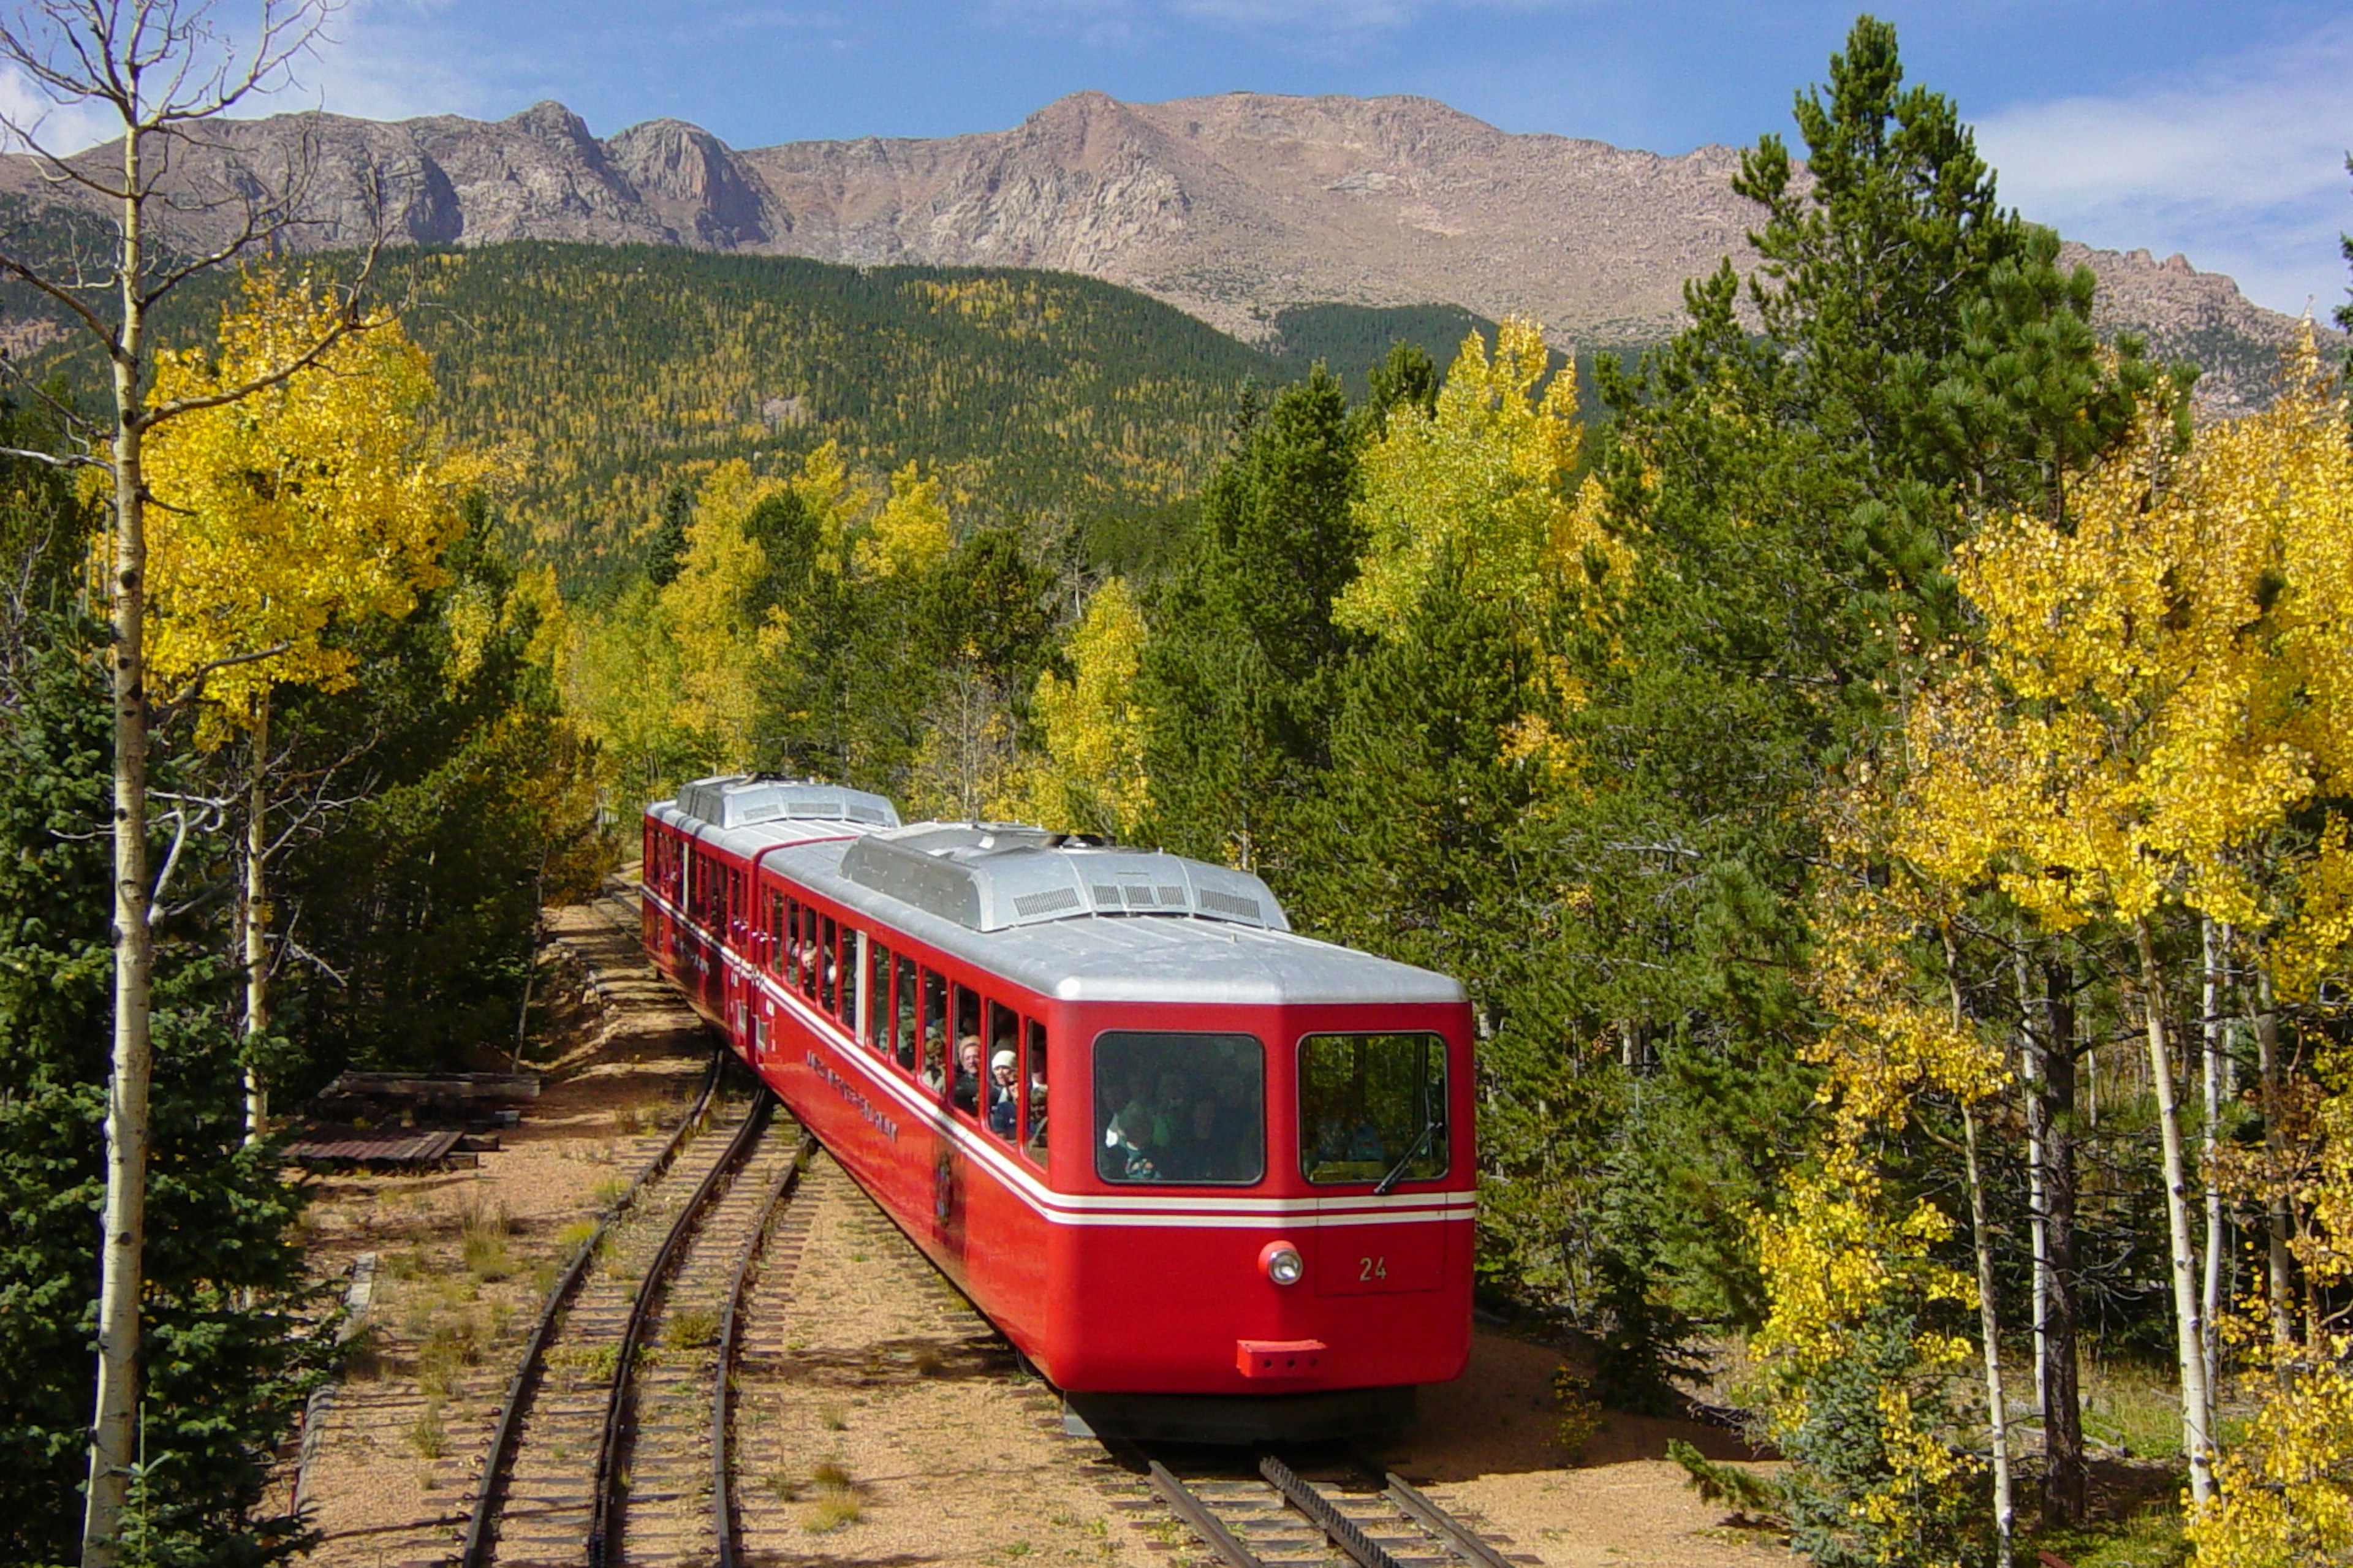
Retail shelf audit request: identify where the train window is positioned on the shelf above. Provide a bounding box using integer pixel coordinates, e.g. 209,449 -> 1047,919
947,985 -> 982,1116
919,968 -> 947,1089
797,905 -> 819,999
1298,1032 -> 1449,1187
817,916 -> 838,1012
982,1001 -> 1019,1142
894,955 -> 919,1073
1021,1018 -> 1048,1168
838,925 -> 859,1026
866,940 -> 893,1054
839,927 -> 859,1028
767,890 -> 786,975
1094,1032 -> 1263,1185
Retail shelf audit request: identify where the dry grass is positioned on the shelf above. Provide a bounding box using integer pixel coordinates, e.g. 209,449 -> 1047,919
407,1399 -> 447,1460
664,1305 -> 721,1349
803,1461 -> 863,1533
460,1197 -> 515,1282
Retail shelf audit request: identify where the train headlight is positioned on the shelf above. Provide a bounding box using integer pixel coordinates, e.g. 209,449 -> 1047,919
1259,1240 -> 1305,1287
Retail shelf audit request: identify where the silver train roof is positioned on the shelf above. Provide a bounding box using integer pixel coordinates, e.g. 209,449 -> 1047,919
648,779 -> 1464,1009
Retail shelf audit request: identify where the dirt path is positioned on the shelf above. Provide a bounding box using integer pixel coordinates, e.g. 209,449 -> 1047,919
1381,1334 -> 1790,1568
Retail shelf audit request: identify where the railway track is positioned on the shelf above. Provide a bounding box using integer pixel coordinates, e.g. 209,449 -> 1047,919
1140,1449 -> 1535,1568
454,1050 -> 818,1567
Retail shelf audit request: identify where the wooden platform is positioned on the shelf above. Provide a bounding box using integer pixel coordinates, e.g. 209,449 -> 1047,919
282,1127 -> 478,1171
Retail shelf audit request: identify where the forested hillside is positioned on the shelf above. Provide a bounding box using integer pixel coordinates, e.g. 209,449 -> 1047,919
28,244 -> 1544,586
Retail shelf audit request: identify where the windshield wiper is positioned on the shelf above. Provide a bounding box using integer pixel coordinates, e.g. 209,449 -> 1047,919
1373,1113 -> 1442,1196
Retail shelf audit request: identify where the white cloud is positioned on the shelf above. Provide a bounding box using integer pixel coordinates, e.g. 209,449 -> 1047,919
0,64 -> 119,155
1977,18 -> 2353,317
240,0 -> 522,124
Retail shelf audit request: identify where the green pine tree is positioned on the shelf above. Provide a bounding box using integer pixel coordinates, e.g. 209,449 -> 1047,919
0,618 -> 325,1565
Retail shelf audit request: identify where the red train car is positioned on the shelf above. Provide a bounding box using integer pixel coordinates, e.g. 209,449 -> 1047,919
642,774 -> 1475,1439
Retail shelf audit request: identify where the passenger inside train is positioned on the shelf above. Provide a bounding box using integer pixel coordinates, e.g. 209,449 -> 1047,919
1094,1031 -> 1264,1184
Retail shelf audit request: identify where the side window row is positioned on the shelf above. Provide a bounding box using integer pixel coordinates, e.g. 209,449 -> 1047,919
752,882 -> 1048,1171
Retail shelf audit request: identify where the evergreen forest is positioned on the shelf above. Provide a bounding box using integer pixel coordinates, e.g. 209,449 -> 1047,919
8,12 -> 2353,1567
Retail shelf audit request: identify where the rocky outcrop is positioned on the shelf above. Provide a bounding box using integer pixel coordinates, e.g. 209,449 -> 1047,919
1,89 -> 2316,411
604,118 -> 769,247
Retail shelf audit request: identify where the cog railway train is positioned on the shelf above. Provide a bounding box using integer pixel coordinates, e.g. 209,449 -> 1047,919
640,774 -> 1475,1439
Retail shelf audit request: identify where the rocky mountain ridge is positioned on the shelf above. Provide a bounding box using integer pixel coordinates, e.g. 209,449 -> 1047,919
0,89 -> 2314,409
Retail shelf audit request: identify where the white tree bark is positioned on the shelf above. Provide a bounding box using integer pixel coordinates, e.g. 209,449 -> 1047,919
2135,918 -> 2215,1505
2199,920 -> 2226,1393
88,112 -> 153,1560
1963,1103 -> 2014,1568
243,694 -> 270,1142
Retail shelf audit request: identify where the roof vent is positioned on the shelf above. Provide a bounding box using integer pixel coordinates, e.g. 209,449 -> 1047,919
671,774 -> 902,832
838,822 -> 1288,934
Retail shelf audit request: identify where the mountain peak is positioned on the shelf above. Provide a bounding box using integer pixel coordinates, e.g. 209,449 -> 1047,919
504,100 -> 596,144
0,89 -> 2309,413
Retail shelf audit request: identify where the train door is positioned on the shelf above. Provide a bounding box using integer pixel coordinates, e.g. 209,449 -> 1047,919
1298,1029 -> 1450,1295
722,864 -> 746,1034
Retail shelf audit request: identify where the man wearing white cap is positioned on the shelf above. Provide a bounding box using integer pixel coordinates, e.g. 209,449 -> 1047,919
987,1048 -> 1020,1137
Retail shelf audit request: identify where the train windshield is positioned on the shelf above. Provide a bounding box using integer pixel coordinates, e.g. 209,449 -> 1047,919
1299,1032 -> 1449,1186
1094,1031 -> 1264,1185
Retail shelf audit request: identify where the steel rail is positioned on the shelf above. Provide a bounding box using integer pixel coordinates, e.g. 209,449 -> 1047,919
711,1130 -> 819,1568
586,1087 -> 776,1567
1258,1453 -> 1408,1568
1146,1461 -> 1270,1568
456,1045 -> 726,1568
1379,1470 -> 1518,1568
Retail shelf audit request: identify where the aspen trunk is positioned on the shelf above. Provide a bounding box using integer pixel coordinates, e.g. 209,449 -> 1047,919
243,695 -> 270,1143
1947,934 -> 2010,1567
2016,950 -> 2049,1418
1963,1102 -> 2013,1568
2134,918 -> 2214,1504
2252,954 -> 2294,1346
2199,920 -> 2225,1392
85,123 -> 151,1568
2038,959 -> 2086,1526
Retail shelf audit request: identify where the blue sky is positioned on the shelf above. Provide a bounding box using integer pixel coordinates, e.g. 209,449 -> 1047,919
10,1 -> 2351,317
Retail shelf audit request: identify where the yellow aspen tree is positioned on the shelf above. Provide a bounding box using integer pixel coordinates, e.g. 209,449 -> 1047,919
1791,849 -> 2017,1564
659,459 -> 791,768
1335,318 -> 1624,639
140,270 -> 471,1140
1897,330 -> 2353,1509
563,577 -> 692,808
1752,1145 -> 1982,1567
0,6 -> 395,1548
1021,577 -> 1151,835
2186,1063 -> 2353,1566
852,461 -> 952,581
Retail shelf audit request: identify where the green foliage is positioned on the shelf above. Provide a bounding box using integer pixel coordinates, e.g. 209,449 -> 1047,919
1770,1305 -> 1987,1568
1267,303 -> 1536,396
0,618 -> 325,1566
28,246 -> 1279,590
1559,13 -> 2170,1341
1138,368 -> 1362,869
1667,1438 -> 1784,1520
273,507 -> 597,1080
